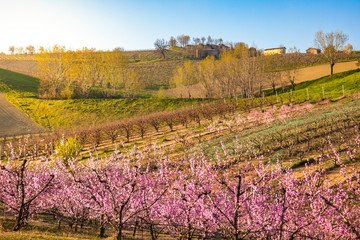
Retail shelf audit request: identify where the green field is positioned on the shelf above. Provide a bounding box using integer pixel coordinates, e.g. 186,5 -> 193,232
0,68 -> 211,130
265,69 -> 360,102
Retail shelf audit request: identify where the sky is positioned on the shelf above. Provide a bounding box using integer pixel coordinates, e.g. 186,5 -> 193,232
0,0 -> 359,53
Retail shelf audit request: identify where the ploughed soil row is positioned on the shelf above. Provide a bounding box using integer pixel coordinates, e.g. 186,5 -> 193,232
0,92 -> 43,137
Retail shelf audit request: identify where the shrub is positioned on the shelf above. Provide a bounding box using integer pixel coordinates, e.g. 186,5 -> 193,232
55,137 -> 82,163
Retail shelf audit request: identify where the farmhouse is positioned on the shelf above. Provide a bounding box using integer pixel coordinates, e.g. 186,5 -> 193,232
306,48 -> 321,54
264,47 -> 286,55
195,44 -> 229,58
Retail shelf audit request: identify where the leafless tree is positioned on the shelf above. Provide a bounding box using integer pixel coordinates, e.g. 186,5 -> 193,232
314,30 -> 349,75
207,35 -> 213,44
9,46 -> 15,54
16,46 -> 24,54
344,43 -> 353,54
193,37 -> 200,45
177,35 -> 190,47
283,47 -> 301,90
169,36 -> 177,48
26,45 -> 35,55
154,39 -> 169,59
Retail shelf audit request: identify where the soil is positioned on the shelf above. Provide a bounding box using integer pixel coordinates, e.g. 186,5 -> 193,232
0,92 -> 44,137
293,60 -> 359,84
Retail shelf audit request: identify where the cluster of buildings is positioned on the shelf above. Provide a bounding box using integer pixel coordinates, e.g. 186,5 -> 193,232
264,47 -> 321,56
184,44 -> 323,59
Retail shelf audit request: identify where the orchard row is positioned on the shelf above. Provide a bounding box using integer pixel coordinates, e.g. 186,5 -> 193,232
1,135 -> 360,239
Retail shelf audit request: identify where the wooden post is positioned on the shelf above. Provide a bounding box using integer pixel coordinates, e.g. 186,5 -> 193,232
262,92 -> 265,104
342,85 -> 345,97
306,88 -> 309,101
276,91 -> 278,103
322,87 -> 325,99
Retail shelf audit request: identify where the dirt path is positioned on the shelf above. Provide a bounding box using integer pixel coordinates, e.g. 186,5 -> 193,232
0,92 -> 44,137
293,61 -> 359,84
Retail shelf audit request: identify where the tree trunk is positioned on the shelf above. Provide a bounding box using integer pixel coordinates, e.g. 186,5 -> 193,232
13,206 -> 25,231
99,214 -> 106,238
149,223 -> 157,240
117,226 -> 123,240
330,62 -> 335,75
58,217 -> 62,230
99,225 -> 106,238
117,213 -> 123,240
13,218 -> 22,231
133,221 -> 139,237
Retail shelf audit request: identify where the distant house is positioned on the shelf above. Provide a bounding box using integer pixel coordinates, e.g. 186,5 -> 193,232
306,48 -> 321,54
264,47 -> 286,55
194,44 -> 229,58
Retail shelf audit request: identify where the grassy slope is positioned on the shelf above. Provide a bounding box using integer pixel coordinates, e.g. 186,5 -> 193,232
0,68 -> 211,130
265,69 -> 360,103
191,70 -> 360,168
199,99 -> 360,160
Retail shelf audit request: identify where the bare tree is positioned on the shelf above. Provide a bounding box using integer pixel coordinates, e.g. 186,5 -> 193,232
284,47 -> 301,90
9,46 -> 15,54
154,39 -> 169,58
113,47 -> 124,51
201,37 -> 206,45
344,43 -> 353,54
26,45 -> 35,55
177,35 -> 190,47
314,30 -> 349,75
207,35 -> 213,45
193,37 -> 200,45
183,35 -> 190,46
16,46 -> 24,54
169,36 -> 177,48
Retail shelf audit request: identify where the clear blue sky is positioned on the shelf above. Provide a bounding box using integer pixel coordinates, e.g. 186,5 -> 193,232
0,0 -> 359,53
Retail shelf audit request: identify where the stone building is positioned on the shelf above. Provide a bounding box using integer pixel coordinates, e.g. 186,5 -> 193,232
194,44 -> 229,58
306,48 -> 321,54
264,47 -> 286,55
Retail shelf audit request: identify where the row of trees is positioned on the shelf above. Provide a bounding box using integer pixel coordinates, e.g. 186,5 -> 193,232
169,35 -> 225,48
37,46 -> 143,99
8,45 -> 36,55
154,35 -> 228,59
1,134 -> 360,239
173,43 -> 301,98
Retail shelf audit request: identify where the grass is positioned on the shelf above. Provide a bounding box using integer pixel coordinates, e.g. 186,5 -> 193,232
0,232 -> 97,240
0,68 -> 212,130
265,68 -> 360,103
0,68 -> 39,96
195,98 -> 360,166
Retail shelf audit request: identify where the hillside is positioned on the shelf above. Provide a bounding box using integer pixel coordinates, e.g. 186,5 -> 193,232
1,69 -> 360,240
0,51 -> 358,93
0,68 -> 211,130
